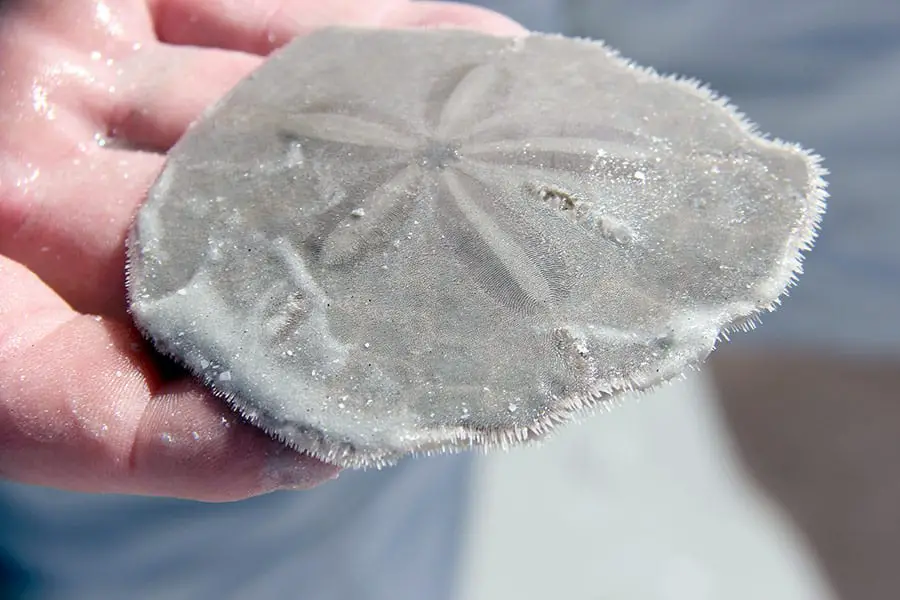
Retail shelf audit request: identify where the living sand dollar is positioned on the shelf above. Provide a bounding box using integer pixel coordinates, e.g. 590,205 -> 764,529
126,27 -> 827,468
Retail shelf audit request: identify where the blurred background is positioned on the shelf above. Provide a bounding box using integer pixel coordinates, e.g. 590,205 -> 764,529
459,1 -> 900,599
2,2 -> 898,599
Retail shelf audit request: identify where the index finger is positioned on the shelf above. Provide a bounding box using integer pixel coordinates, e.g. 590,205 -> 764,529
148,0 -> 527,55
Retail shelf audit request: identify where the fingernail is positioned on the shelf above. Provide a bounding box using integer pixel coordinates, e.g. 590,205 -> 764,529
263,445 -> 340,490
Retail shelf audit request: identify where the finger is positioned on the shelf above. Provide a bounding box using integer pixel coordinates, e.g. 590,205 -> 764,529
110,44 -> 263,152
0,17 -> 121,162
147,0 -> 526,56
0,46 -> 264,318
388,1 -> 528,35
0,255 -> 339,501
0,148 -> 165,318
0,14 -> 150,317
111,2 -> 528,151
0,0 -> 154,52
0,28 -> 259,316
148,0 -> 406,55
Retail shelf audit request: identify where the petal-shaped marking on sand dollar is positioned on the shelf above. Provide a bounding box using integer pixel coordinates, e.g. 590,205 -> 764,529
436,169 -> 556,316
298,160 -> 406,241
422,62 -> 479,133
302,98 -> 430,139
465,136 -> 657,179
126,28 -> 827,468
463,117 -> 645,151
319,166 -> 423,266
431,61 -> 514,139
457,162 -> 575,298
260,241 -> 350,369
282,111 -> 418,151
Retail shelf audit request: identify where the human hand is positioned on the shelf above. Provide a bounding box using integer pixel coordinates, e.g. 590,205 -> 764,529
0,0 -> 526,502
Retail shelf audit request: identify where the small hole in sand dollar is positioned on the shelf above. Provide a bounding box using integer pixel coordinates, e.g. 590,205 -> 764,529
588,214 -> 634,246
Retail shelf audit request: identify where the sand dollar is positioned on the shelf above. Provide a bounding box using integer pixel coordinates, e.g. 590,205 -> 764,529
126,27 -> 826,467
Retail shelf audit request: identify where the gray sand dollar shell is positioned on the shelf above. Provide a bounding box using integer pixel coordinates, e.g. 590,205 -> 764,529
126,27 -> 826,468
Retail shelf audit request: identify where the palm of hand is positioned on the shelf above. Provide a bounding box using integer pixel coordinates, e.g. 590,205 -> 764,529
0,0 -> 524,501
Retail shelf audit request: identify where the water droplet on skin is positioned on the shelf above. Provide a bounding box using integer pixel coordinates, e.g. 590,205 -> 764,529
93,1 -> 123,36
160,432 -> 174,444
31,84 -> 56,120
191,431 -> 201,441
508,403 -> 518,413
14,164 -> 40,190
350,208 -> 365,218
633,170 -> 646,181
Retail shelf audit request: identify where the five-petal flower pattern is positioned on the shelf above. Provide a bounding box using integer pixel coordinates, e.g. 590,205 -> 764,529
278,60 -> 653,317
